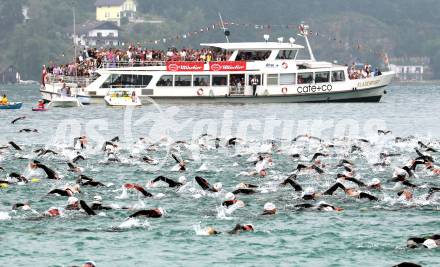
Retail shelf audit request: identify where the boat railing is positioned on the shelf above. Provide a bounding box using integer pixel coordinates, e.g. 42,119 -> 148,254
98,61 -> 167,68
229,85 -> 245,95
46,74 -> 97,88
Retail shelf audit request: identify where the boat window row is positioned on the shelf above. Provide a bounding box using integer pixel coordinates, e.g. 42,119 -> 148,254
267,70 -> 345,85
157,75 -> 229,87
102,74 -> 153,88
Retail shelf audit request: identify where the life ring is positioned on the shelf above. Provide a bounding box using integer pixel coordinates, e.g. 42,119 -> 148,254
282,62 -> 288,69
197,88 -> 204,96
281,87 -> 288,95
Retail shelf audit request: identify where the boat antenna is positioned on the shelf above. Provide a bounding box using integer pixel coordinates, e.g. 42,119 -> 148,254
298,23 -> 316,61
218,13 -> 230,43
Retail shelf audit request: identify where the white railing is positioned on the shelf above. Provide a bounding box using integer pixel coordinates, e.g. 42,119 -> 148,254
98,61 -> 167,68
46,74 -> 97,88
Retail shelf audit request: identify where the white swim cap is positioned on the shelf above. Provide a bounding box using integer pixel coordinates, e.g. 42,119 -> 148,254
67,197 -> 79,205
370,178 -> 381,186
157,207 -> 166,216
84,261 -> 96,267
93,195 -> 102,202
213,182 -> 222,191
224,192 -> 235,201
264,202 -> 276,211
305,187 -> 315,195
178,176 -> 187,184
423,239 -> 438,249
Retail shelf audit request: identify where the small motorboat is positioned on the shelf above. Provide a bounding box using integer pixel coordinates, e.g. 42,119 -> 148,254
0,102 -> 23,110
104,89 -> 142,107
48,96 -> 82,108
77,94 -> 91,105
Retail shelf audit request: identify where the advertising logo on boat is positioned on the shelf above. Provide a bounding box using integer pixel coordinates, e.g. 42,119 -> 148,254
297,84 -> 332,94
209,61 -> 246,72
166,62 -> 204,72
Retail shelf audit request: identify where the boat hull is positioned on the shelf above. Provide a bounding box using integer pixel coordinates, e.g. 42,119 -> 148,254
42,85 -> 386,104
0,102 -> 23,110
144,86 -> 386,104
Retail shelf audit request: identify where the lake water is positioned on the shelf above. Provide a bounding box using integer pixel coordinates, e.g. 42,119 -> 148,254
0,84 -> 439,266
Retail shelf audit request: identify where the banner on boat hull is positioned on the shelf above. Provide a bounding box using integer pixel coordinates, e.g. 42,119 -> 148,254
166,62 -> 204,72
209,61 -> 247,72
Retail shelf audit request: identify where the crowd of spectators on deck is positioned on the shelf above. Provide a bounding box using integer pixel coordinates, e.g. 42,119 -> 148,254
348,63 -> 382,80
46,43 -> 230,77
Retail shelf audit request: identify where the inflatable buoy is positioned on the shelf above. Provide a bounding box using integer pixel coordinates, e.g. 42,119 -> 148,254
197,88 -> 204,96
281,87 -> 288,95
31,178 -> 41,183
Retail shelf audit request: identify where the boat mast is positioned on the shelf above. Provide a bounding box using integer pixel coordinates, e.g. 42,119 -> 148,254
218,13 -> 230,43
73,3 -> 77,77
299,23 -> 316,62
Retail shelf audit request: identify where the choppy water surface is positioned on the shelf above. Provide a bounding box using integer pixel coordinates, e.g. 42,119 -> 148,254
0,84 -> 439,266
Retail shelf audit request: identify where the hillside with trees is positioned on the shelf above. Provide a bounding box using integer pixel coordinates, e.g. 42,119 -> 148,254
1,0 -> 440,79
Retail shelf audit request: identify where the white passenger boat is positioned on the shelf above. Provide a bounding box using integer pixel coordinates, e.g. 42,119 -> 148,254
48,96 -> 83,108
40,25 -> 394,104
104,89 -> 142,106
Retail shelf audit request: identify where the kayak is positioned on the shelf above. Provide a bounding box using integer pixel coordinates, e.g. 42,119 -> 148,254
0,102 -> 23,110
32,107 -> 48,112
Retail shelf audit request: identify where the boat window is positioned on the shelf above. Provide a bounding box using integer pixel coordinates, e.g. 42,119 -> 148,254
276,50 -> 297,60
267,74 -> 278,85
332,70 -> 345,82
103,74 -> 145,88
157,75 -> 173,86
248,75 -> 262,86
212,75 -> 227,86
280,73 -> 296,85
315,72 -> 330,83
193,75 -> 210,87
297,72 -> 313,84
237,50 -> 271,61
174,75 -> 192,87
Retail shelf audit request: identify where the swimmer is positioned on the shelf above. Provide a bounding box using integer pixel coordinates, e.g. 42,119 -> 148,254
77,175 -> 105,187
34,148 -> 58,157
397,190 -> 413,201
8,141 -> 22,151
128,207 -> 165,218
30,160 -> 59,180
47,184 -> 80,197
74,136 -> 88,149
66,197 -> 80,210
323,182 -> 378,201
228,223 -> 254,234
377,129 -> 392,135
19,128 -> 38,133
280,175 -> 303,191
72,154 -> 86,163
171,154 -> 186,171
148,175 -> 184,188
222,192 -> 240,207
295,201 -> 343,212
67,162 -> 83,173
295,163 -> 324,174
12,202 -> 32,211
262,202 -> 277,215
11,116 -> 26,124
82,261 -> 97,267
90,195 -> 112,210
232,183 -> 257,195
195,176 -> 222,192
407,234 -> 439,249
124,183 -> 153,197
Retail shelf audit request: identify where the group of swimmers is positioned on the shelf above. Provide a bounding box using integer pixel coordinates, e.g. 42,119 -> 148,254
1,120 -> 439,265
